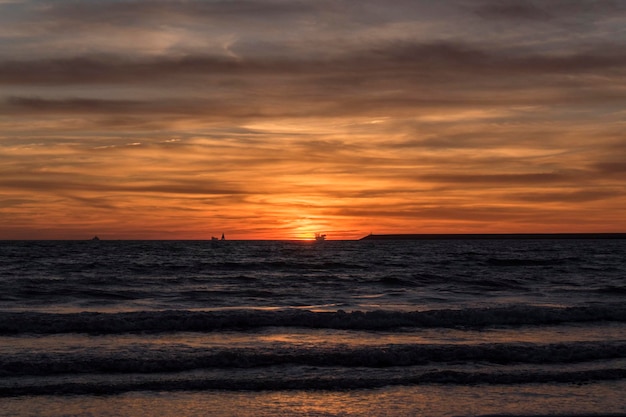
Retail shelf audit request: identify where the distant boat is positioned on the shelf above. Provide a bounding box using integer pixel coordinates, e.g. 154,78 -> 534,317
211,233 -> 226,242
315,233 -> 326,242
91,236 -> 100,241
221,233 -> 226,241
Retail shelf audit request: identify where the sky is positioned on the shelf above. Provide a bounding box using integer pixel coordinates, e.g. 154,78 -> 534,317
1,0 -> 625,240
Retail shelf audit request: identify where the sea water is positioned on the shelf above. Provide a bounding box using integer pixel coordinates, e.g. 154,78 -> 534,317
0,239 -> 625,416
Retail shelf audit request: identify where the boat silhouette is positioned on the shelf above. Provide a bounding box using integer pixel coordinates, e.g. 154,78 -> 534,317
211,233 -> 226,242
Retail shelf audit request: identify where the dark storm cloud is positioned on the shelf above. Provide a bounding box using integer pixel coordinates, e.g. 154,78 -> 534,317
474,1 -> 554,21
593,162 -> 626,175
473,0 -> 626,21
2,96 -> 257,118
510,189 -> 622,203
24,0 -> 428,33
2,40 -> 625,86
2,37 -> 624,137
41,0 -> 314,24
419,172 -> 573,186
0,173 -> 244,196
0,55 -> 253,85
1,95 -> 345,123
331,204 -> 550,223
5,97 -> 155,113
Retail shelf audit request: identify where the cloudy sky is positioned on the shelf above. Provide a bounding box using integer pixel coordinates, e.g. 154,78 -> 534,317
1,0 -> 625,239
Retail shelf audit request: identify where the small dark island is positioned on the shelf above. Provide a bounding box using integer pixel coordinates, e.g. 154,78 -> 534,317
360,233 -> 626,240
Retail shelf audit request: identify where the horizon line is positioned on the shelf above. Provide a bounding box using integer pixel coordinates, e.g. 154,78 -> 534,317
2,232 -> 626,241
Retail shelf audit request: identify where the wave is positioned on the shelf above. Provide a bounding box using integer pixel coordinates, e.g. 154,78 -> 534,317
2,341 -> 625,377
123,260 -> 369,274
485,257 -> 581,267
1,304 -> 625,335
2,367 -> 626,396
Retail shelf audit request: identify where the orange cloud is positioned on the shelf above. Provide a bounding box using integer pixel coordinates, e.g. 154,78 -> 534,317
1,0 -> 625,239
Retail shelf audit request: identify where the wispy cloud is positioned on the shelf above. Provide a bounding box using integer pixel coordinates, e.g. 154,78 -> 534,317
1,0 -> 625,239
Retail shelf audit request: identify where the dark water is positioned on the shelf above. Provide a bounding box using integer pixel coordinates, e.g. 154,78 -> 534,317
1,239 -> 625,416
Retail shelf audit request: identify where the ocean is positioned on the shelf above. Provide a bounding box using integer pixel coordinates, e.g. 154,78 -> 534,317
0,238 -> 625,417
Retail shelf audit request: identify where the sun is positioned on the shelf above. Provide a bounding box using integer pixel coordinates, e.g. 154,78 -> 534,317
289,217 -> 328,240
293,229 -> 323,241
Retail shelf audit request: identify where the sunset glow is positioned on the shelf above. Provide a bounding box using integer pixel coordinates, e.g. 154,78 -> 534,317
1,1 -> 625,240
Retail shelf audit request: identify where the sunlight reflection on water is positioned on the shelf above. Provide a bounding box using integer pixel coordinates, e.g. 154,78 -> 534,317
2,322 -> 624,354
3,381 -> 626,417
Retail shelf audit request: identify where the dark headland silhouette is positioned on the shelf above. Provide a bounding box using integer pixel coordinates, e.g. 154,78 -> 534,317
360,233 -> 626,240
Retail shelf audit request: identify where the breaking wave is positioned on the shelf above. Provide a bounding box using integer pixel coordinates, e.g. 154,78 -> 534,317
1,303 -> 625,335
